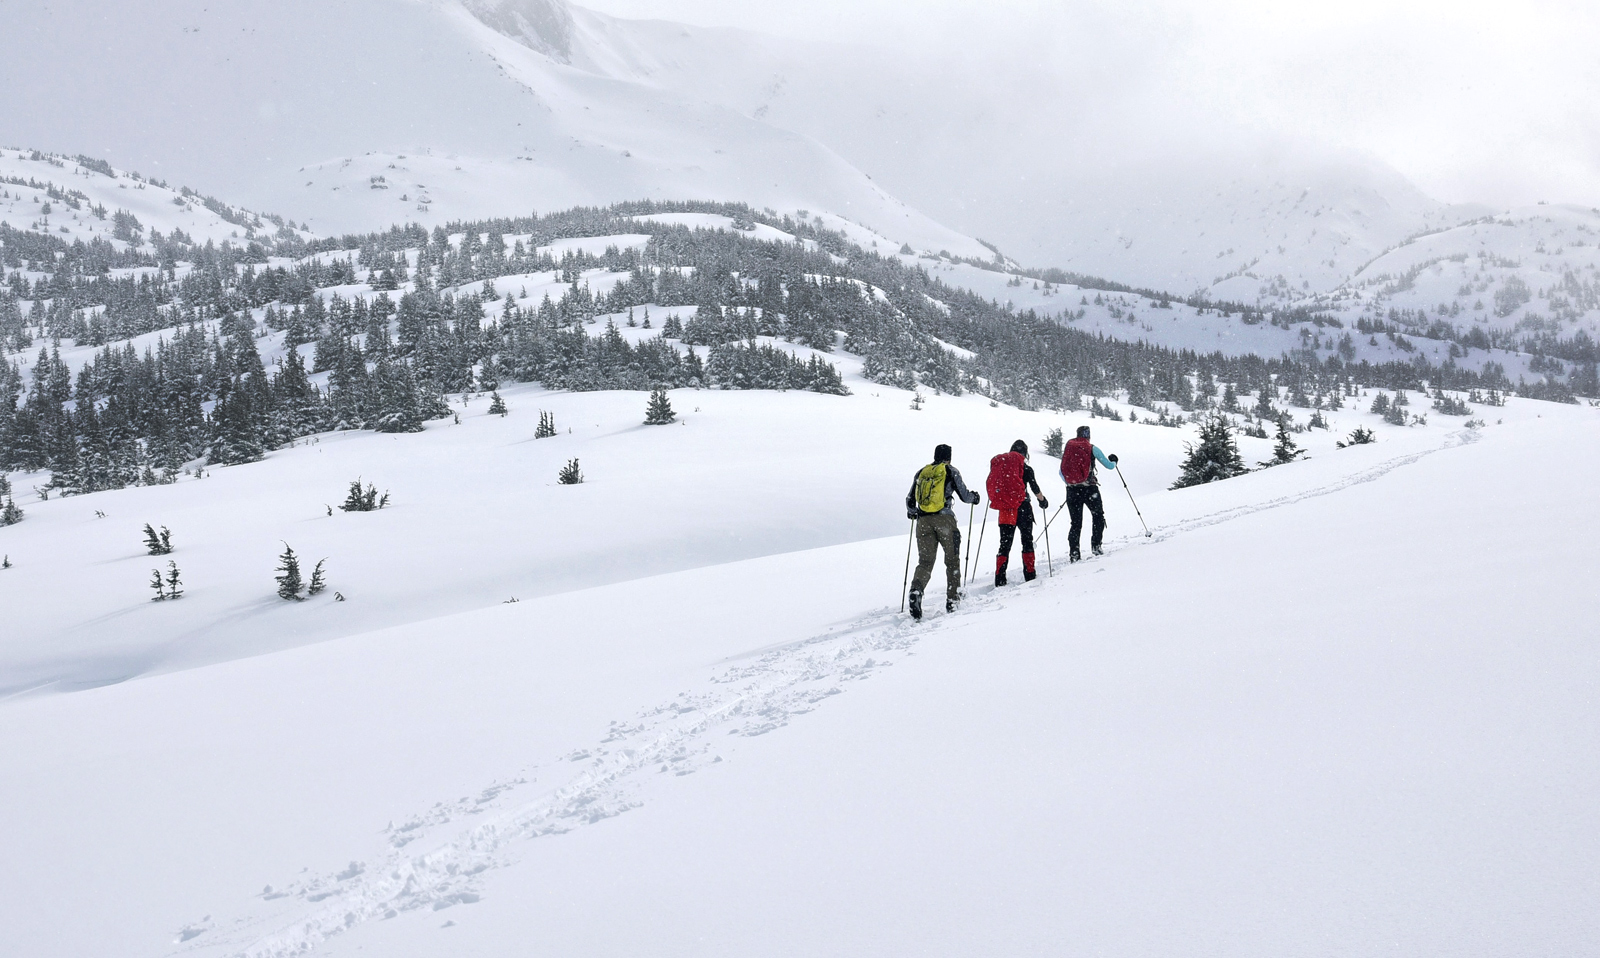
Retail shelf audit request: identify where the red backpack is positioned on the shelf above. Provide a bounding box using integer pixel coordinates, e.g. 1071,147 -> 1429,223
987,451 -> 1026,523
1061,437 -> 1095,485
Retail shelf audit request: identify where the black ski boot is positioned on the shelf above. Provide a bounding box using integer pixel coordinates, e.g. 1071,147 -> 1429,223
909,590 -> 923,620
1092,545 -> 1104,557
995,555 -> 1009,587
1069,549 -> 1081,563
945,596 -> 957,613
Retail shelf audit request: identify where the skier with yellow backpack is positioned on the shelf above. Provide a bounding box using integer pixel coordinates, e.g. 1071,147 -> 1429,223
904,443 -> 982,620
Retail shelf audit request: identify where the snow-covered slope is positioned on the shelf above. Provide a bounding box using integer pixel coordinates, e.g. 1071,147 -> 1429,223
2,387 -> 1595,956
1318,204 -> 1600,342
0,0 -> 987,261
0,149 -> 304,248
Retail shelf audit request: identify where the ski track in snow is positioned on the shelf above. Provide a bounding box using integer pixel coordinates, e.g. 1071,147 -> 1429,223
179,429 -> 1478,957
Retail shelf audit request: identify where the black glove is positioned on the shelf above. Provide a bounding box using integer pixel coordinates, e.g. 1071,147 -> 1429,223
1107,454 -> 1119,463
1038,497 -> 1049,510
907,508 -> 920,520
968,492 -> 981,505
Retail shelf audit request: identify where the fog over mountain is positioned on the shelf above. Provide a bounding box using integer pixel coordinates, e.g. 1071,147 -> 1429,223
9,0 -> 1591,297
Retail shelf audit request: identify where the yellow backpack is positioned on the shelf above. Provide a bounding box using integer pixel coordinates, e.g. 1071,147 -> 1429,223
913,463 -> 948,514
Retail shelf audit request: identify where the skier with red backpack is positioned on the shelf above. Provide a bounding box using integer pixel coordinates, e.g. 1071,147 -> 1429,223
904,443 -> 982,620
986,439 -> 1048,586
1059,425 -> 1118,561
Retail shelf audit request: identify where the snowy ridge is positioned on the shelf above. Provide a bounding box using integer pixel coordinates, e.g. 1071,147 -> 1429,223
192,423 -> 1484,957
0,0 -> 988,261
0,148 -> 305,249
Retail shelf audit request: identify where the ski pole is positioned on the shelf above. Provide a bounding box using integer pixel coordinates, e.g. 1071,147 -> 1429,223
969,506 -> 988,585
962,501 -> 975,583
1041,500 -> 1053,575
900,518 -> 915,613
1116,466 -> 1152,537
1042,500 -> 1066,535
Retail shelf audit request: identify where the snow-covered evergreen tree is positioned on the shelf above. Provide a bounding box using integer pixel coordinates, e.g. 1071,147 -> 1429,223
1262,416 -> 1305,467
276,544 -> 304,600
644,388 -> 676,424
1171,415 -> 1248,489
1337,426 -> 1376,448
558,458 -> 583,484
143,523 -> 173,555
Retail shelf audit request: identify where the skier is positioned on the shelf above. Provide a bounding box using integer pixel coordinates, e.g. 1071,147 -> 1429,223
905,443 -> 981,620
1059,425 -> 1118,562
987,439 -> 1048,585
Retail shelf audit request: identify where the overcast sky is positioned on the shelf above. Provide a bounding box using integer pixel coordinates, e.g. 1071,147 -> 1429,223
580,0 -> 1600,208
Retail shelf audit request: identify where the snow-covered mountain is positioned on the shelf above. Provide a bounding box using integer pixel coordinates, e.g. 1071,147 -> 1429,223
0,0 -> 1537,303
0,0 -> 987,260
566,16 -> 1495,298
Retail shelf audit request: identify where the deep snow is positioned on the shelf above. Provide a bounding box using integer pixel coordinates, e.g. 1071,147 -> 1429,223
2,373 -> 1596,957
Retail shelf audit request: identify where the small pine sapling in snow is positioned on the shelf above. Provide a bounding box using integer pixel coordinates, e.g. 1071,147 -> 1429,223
910,392 -> 925,411
1253,385 -> 1277,418
307,559 -> 327,596
2,554 -> 10,570
276,543 -> 304,601
1308,409 -> 1327,429
488,391 -> 508,416
1383,403 -> 1408,426
1221,383 -> 1240,412
0,495 -> 22,526
557,458 -> 583,484
340,479 -> 386,512
1370,393 -> 1391,415
143,523 -> 173,555
150,568 -> 167,601
165,561 -> 183,599
643,388 -> 676,425
1261,416 -> 1305,467
1337,426 -> 1376,448
1042,427 -> 1064,457
534,410 -> 557,438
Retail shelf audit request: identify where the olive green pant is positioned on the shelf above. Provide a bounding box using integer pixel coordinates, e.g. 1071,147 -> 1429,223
910,512 -> 963,602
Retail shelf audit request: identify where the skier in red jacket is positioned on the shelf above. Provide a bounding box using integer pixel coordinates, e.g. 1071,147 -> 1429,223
987,439 -> 1048,586
1059,425 -> 1118,561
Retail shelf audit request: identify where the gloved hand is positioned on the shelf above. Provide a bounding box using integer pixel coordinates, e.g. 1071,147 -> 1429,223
1107,454 -> 1119,463
907,508 -> 920,520
968,492 -> 981,505
1038,496 -> 1049,510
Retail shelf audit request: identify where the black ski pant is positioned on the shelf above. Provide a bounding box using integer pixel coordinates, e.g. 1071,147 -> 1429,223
910,512 -> 963,602
1065,483 -> 1105,554
996,500 -> 1035,580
